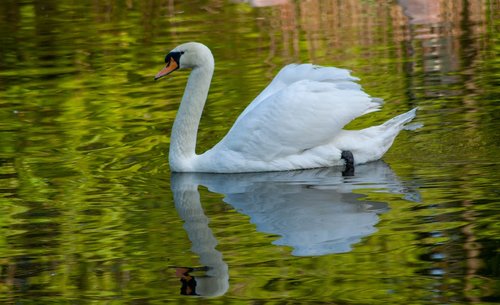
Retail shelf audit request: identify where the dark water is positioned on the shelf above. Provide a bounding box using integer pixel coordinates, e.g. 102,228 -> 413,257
0,0 -> 499,304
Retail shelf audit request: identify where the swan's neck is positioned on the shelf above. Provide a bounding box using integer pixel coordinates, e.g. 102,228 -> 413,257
169,64 -> 213,170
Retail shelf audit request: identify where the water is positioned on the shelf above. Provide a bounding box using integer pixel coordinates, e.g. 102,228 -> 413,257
0,0 -> 498,304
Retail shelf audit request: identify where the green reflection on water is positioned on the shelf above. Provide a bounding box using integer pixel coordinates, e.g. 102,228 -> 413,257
0,0 -> 499,304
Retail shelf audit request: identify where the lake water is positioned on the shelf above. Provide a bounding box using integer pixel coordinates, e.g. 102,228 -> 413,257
0,0 -> 499,304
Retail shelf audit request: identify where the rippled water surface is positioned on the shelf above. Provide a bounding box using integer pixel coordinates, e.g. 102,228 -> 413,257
0,0 -> 499,304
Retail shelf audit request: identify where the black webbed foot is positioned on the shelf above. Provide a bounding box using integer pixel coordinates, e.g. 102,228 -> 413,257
341,150 -> 355,176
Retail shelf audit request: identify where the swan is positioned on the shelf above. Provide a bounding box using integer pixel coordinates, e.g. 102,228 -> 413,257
155,42 -> 417,173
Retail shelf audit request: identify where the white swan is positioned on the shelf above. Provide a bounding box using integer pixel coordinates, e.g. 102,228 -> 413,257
155,42 -> 417,173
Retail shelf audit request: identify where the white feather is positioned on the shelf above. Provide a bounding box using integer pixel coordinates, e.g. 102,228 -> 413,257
158,42 -> 418,173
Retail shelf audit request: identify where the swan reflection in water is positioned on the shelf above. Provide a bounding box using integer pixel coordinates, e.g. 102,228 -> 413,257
171,161 -> 419,296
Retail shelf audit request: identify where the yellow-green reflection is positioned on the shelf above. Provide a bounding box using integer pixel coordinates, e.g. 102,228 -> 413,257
0,0 -> 498,304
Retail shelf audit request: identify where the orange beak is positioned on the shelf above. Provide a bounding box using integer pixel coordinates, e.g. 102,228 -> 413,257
155,58 -> 179,80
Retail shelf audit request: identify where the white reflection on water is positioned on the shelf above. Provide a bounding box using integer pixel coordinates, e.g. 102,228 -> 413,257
170,161 -> 420,296
236,0 -> 289,7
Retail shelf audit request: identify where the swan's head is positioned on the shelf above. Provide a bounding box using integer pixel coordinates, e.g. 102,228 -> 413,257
155,42 -> 213,80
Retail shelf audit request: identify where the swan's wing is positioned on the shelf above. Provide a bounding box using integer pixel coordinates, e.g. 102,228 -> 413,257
235,64 -> 362,125
218,68 -> 382,161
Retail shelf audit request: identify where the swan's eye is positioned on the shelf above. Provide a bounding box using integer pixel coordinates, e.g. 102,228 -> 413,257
165,51 -> 184,65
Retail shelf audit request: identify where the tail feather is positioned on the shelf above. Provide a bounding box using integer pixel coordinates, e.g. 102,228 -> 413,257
382,107 -> 418,129
332,107 -> 419,165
